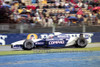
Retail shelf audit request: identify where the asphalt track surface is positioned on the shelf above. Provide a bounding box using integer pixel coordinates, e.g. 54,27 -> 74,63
0,51 -> 100,67
0,43 -> 100,67
0,43 -> 100,51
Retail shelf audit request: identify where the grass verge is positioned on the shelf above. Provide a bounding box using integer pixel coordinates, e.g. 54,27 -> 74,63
0,47 -> 100,56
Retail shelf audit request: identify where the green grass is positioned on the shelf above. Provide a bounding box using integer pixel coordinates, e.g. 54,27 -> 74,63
0,47 -> 100,56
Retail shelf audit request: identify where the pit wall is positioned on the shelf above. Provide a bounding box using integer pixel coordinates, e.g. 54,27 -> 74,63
0,32 -> 100,45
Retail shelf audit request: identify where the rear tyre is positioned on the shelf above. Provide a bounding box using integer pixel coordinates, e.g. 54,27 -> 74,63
75,38 -> 87,48
22,39 -> 35,50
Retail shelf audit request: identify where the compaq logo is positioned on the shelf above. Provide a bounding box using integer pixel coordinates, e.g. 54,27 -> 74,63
49,41 -> 64,45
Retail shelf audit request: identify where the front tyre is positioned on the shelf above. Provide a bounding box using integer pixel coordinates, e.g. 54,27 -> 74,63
75,38 -> 87,48
22,39 -> 35,50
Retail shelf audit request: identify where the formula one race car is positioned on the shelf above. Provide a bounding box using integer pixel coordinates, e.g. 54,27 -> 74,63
11,32 -> 93,50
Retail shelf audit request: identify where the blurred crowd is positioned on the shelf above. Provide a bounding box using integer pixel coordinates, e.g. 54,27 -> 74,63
0,0 -> 100,27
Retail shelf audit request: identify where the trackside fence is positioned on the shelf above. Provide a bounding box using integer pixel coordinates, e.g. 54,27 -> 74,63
0,24 -> 100,33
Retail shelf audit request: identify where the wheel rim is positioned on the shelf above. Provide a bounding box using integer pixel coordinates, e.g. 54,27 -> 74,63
80,40 -> 85,44
78,39 -> 86,46
26,42 -> 33,49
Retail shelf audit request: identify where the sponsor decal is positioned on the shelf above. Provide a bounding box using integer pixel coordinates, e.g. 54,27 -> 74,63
49,40 -> 65,45
40,34 -> 92,39
40,34 -> 54,39
0,35 -> 7,45
35,42 -> 44,45
27,34 -> 38,39
57,35 -> 70,39
40,34 -> 48,39
84,35 -> 90,39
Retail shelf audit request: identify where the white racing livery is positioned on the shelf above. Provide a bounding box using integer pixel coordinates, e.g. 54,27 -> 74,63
11,32 -> 93,50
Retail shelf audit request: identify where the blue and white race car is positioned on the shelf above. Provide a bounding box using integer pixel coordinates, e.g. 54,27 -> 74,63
11,32 -> 93,50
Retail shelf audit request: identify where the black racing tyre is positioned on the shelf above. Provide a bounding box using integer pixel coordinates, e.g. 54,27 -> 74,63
22,39 -> 34,50
75,38 -> 87,48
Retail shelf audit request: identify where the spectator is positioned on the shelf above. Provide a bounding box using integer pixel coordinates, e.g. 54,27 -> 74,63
58,3 -> 62,8
48,16 -> 53,27
36,4 -> 40,9
50,0 -> 55,3
58,14 -> 65,25
42,0 -> 47,4
64,17 -> 69,26
42,8 -> 47,17
0,0 -> 2,6
70,7 -> 77,14
77,1 -> 83,8
65,7 -> 70,13
84,3 -> 88,9
0,0 -> 100,27
65,1 -> 70,8
13,11 -> 21,22
42,17 -> 46,27
49,11 -> 54,16
97,10 -> 100,19
49,4 -> 54,8
53,16 -> 58,24
78,16 -> 84,26
43,4 -> 48,9
97,10 -> 100,24
92,12 -> 97,25
55,0 -> 60,8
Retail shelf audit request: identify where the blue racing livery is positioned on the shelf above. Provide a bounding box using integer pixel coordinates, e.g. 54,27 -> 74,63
11,32 -> 93,50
